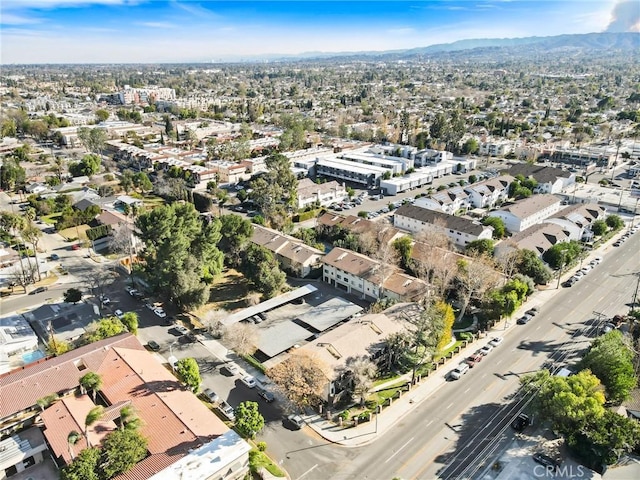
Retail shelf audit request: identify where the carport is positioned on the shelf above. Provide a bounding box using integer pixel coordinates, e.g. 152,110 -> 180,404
294,297 -> 363,333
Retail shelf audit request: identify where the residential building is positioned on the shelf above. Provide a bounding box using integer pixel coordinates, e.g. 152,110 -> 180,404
506,164 -> 575,194
296,178 -> 349,209
317,213 -> 403,246
205,160 -> 248,184
393,204 -> 493,247
380,170 -> 433,195
251,225 -> 324,278
495,223 -> 571,258
479,140 -> 512,157
0,314 -> 40,374
292,304 -> 413,405
542,146 -> 616,168
316,156 -> 388,187
543,203 -> 607,241
322,247 -> 430,302
0,333 -> 250,480
487,194 -> 563,233
414,186 -> 470,214
463,175 -> 514,208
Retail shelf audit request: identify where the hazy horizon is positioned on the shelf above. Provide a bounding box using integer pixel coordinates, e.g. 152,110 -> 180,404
1,1 -> 639,64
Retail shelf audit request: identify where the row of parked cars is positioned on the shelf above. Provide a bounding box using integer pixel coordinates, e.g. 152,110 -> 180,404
561,256 -> 602,288
613,225 -> 639,247
450,337 -> 504,379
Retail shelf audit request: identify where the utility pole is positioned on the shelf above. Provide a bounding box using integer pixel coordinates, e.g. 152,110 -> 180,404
631,273 -> 640,315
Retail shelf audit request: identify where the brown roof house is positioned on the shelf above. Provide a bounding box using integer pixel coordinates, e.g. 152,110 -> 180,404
251,224 -> 324,278
0,333 -> 250,480
322,247 -> 431,302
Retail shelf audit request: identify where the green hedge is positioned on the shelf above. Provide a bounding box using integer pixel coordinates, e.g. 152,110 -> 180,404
293,209 -> 319,222
242,354 -> 266,374
86,224 -> 112,241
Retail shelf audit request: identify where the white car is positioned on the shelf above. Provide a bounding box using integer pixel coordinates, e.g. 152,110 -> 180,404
125,286 -> 136,294
99,295 -> 110,305
114,309 -> 124,319
153,308 -> 167,318
241,375 -> 257,388
450,363 -> 470,380
479,344 -> 494,356
489,337 -> 504,347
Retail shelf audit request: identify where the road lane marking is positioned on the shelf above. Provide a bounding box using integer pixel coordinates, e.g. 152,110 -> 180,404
426,420 -> 433,427
385,437 -> 415,463
464,387 -> 470,393
296,464 -> 318,480
446,403 -> 453,409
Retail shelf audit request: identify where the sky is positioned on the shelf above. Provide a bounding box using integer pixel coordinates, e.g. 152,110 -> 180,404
0,1 -> 637,64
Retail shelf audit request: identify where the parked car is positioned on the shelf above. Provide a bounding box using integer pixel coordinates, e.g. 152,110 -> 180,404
114,309 -> 124,319
241,375 -> 257,388
450,363 -> 470,380
465,354 -> 483,368
29,286 -> 48,295
50,253 -> 60,260
517,314 -> 532,325
125,286 -> 136,294
99,295 -> 111,305
525,307 -> 539,316
71,243 -> 80,250
532,453 -> 559,470
202,388 -> 220,403
613,241 -> 622,247
479,344 -> 493,356
286,414 -> 305,430
511,413 -> 530,432
218,401 -> 236,421
128,288 -> 139,297
173,325 -> 189,335
146,340 -> 160,352
224,362 -> 240,375
257,387 -> 275,403
153,307 -> 167,318
488,337 -> 504,347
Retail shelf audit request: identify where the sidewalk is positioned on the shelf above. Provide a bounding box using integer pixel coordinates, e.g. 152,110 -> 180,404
193,232 -> 626,449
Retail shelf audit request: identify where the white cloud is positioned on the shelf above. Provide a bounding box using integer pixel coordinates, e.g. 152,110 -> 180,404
136,21 -> 175,29
0,12 -> 43,24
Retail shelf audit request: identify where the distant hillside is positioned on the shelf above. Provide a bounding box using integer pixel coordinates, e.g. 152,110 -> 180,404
259,32 -> 639,63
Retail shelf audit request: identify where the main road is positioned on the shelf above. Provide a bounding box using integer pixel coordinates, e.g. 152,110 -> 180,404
264,230 -> 639,480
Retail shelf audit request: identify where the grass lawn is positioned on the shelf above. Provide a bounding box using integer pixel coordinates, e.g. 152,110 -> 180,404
57,224 -> 90,241
368,380 -> 407,406
248,449 -> 286,477
142,195 -> 166,208
41,213 -> 62,225
205,268 -> 252,312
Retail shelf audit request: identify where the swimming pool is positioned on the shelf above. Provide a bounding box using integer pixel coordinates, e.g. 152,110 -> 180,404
22,350 -> 45,364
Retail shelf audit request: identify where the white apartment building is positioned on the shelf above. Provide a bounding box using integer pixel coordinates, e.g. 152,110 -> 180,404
394,204 -> 493,247
414,186 -> 470,215
463,175 -> 513,208
479,140 -> 512,157
487,194 -> 563,233
296,178 -> 348,209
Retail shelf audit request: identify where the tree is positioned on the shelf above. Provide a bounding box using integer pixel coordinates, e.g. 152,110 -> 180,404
605,214 -> 624,230
241,244 -> 286,299
100,428 -> 148,479
218,214 -> 253,266
95,109 -> 110,123
85,317 -> 126,343
119,169 -> 135,193
69,154 -> 101,177
77,127 -> 106,154
120,312 -> 138,335
21,222 -> 43,281
267,352 -> 328,410
64,287 -> 83,304
0,157 -> 26,191
462,138 -> 479,154
340,356 -> 377,406
223,323 -> 258,356
579,330 -> 636,404
84,406 -> 104,448
521,369 -> 606,435
514,249 -> 552,285
46,337 -> 71,356
434,300 -> 455,351
60,447 -> 100,480
115,405 -> 141,432
133,172 -> 153,193
175,357 -> 201,392
465,239 -> 494,256
482,216 -> 506,239
79,372 -> 103,402
591,219 -> 608,236
235,401 -> 265,438
249,153 -> 298,226
543,241 -> 582,269
392,236 -> 413,270
136,203 -> 224,310
67,430 -> 81,460
568,410 -> 640,467
36,393 -> 59,411
455,255 -> 500,322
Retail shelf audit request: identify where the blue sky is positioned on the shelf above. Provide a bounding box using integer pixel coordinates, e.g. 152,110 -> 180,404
0,1 -> 628,64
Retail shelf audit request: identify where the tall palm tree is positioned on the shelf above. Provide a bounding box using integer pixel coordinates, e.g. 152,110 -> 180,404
84,406 -> 104,448
79,372 -> 102,402
67,430 -> 81,460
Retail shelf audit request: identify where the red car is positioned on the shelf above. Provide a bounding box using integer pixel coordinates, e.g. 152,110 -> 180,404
71,244 -> 80,250
465,354 -> 483,368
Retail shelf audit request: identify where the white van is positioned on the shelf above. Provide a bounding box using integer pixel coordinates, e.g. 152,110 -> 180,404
451,363 -> 470,380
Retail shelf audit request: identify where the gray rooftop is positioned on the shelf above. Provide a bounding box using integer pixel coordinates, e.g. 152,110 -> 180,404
256,321 -> 313,358
294,297 -> 363,332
